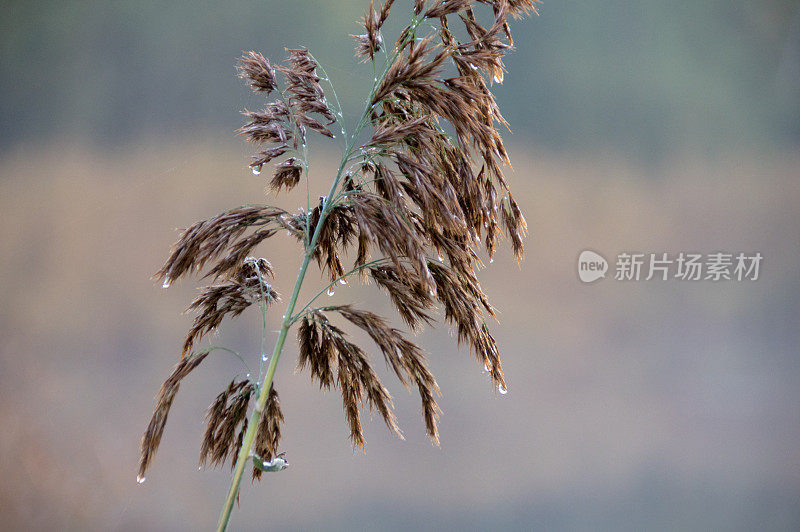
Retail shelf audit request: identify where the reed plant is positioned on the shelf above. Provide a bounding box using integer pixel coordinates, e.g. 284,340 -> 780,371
138,1 -> 535,529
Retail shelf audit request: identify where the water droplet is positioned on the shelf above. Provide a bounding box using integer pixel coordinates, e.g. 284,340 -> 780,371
493,75 -> 502,84
137,475 -> 146,484
331,134 -> 336,139
498,383 -> 508,395
338,279 -> 348,286
437,254 -> 443,261
198,466 -> 203,471
252,165 -> 262,175
474,235 -> 481,243
262,353 -> 269,362
484,362 -> 491,372
484,221 -> 489,229
489,258 -> 494,264
246,373 -> 251,380
286,231 -> 292,237
326,286 -> 335,296
161,277 -> 171,289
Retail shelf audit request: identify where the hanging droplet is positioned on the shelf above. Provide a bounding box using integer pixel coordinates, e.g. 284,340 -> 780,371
437,254 -> 444,261
338,279 -> 348,286
136,475 -> 146,484
326,285 -> 335,296
161,277 -> 171,289
489,258 -> 494,264
246,373 -> 251,380
252,165 -> 262,175
498,383 -> 508,395
484,362 -> 491,372
262,353 -> 269,362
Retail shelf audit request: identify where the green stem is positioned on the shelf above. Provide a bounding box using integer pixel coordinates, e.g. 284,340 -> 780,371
216,82 -> 370,532
216,14 -> 425,530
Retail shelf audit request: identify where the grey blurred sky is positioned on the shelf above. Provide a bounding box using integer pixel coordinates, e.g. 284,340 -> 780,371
1,0 -> 798,159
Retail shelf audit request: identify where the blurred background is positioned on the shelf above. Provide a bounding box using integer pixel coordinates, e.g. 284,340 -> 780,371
1,1 -> 798,530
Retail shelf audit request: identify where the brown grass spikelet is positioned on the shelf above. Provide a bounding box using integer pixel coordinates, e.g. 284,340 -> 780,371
270,157 -> 303,193
237,51 -> 277,94
199,379 -> 255,469
352,1 -> 383,61
182,258 -> 279,357
277,48 -> 337,144
139,350 -> 210,482
424,0 -> 473,19
297,309 -> 404,446
155,205 -> 284,286
252,387 -> 284,480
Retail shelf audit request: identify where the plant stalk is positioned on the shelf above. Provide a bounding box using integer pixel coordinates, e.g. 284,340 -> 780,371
216,92 -> 369,532
216,17 -> 422,528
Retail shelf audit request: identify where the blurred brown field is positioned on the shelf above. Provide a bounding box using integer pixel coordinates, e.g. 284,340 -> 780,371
0,140 -> 798,530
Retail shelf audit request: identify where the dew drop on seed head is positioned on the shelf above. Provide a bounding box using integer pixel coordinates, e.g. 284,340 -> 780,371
437,254 -> 443,261
484,362 -> 491,372
262,353 -> 269,362
498,383 -> 508,395
137,475 -> 146,484
489,258 -> 494,264
338,279 -> 348,286
252,165 -> 262,175
246,373 -> 251,380
326,286 -> 335,296
162,277 -> 171,289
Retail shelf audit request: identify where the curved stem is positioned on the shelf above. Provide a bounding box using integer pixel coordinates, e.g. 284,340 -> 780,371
290,257 -> 391,322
